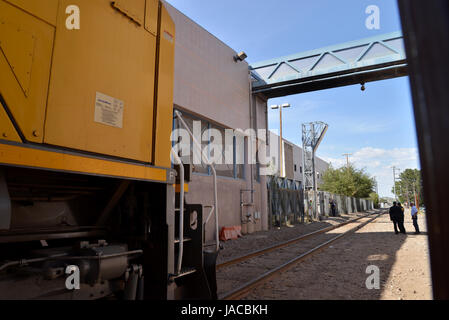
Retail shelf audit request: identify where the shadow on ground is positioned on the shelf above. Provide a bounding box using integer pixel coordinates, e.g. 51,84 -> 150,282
217,214 -> 367,263
245,217 -> 430,300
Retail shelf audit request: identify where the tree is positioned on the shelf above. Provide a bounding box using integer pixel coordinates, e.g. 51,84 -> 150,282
369,192 -> 380,208
391,169 -> 423,206
320,164 -> 375,198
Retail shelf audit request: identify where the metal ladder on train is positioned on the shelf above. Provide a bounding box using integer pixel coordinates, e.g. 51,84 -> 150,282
169,153 -> 195,281
169,110 -> 219,282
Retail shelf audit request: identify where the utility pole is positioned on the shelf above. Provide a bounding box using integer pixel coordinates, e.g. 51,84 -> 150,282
374,176 -> 379,195
392,166 -> 401,201
413,182 -> 419,209
343,153 -> 352,169
302,122 -> 329,220
271,104 -> 291,178
405,186 -> 410,206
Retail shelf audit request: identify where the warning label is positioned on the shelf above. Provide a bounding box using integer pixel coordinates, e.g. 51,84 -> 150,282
94,92 -> 124,128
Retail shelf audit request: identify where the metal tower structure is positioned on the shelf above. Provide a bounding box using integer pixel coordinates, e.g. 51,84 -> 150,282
302,122 -> 329,220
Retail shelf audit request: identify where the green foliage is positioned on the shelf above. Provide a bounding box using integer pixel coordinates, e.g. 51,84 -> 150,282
392,169 -> 423,205
370,192 -> 380,208
320,164 -> 375,198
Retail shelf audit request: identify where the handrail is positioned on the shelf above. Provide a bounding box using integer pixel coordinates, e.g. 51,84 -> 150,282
174,111 -> 220,252
204,205 -> 215,225
171,149 -> 185,275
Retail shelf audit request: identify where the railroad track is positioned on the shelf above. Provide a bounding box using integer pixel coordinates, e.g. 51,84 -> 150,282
218,211 -> 385,300
217,212 -> 377,270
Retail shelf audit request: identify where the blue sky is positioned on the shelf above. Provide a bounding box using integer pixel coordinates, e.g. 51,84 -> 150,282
166,0 -> 420,197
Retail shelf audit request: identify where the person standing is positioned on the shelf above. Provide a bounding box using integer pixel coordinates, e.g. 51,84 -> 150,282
397,202 -> 407,234
389,202 -> 406,234
411,202 -> 421,234
330,200 -> 337,217
390,202 -> 399,234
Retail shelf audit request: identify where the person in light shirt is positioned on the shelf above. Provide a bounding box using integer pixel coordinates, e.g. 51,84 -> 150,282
411,203 -> 421,234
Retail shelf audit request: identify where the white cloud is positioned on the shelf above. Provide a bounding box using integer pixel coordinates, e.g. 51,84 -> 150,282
350,122 -> 391,134
323,147 -> 420,197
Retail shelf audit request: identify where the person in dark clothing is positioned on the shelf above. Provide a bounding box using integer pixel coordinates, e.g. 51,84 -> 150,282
330,200 -> 337,217
397,202 -> 406,234
389,202 -> 406,234
389,202 -> 399,234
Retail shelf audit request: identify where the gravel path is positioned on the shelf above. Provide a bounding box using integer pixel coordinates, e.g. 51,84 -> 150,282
217,213 -> 378,297
217,212 -> 367,264
243,212 -> 432,300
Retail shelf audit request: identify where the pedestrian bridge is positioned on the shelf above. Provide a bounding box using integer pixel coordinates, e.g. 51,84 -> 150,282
250,31 -> 407,98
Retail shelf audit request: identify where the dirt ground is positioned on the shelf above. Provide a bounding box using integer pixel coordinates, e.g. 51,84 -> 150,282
243,212 -> 432,300
217,212 -> 367,264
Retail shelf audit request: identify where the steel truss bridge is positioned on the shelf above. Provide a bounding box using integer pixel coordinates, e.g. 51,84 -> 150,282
250,31 -> 407,98
251,32 -> 408,220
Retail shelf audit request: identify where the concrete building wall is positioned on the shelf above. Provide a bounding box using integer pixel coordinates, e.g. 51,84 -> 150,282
284,143 -> 294,180
293,145 -> 303,182
315,157 -> 330,186
165,3 -> 268,241
165,2 -> 250,130
269,131 -> 329,186
253,95 -> 269,231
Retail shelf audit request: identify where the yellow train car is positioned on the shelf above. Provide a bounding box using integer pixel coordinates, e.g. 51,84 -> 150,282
0,0 -> 213,300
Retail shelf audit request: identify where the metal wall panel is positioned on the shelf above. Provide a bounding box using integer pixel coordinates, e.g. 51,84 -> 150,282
45,0 -> 157,163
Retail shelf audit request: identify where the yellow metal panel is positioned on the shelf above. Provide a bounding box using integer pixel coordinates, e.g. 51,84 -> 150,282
0,20 -> 35,96
0,105 -> 21,142
174,184 -> 189,193
0,1 -> 54,143
45,0 -> 157,163
145,0 -> 159,36
154,4 -> 175,168
112,0 -> 146,26
0,143 -> 168,183
3,0 -> 59,26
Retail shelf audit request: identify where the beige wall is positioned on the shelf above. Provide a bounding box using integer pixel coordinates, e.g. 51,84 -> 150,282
269,131 -> 330,185
165,2 -> 251,130
165,3 -> 269,241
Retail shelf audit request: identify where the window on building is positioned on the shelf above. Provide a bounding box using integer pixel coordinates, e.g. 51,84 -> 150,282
300,166 -> 303,174
211,124 -> 234,178
173,109 -> 245,180
173,112 -> 209,175
294,165 -> 297,172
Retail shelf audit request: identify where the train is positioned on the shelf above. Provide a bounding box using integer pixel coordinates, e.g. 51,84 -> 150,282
0,0 -> 216,300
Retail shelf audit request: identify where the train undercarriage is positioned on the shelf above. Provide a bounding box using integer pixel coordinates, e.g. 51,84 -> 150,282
0,164 -> 217,300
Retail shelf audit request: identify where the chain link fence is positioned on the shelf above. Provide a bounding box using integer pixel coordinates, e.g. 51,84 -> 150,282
268,177 -> 374,228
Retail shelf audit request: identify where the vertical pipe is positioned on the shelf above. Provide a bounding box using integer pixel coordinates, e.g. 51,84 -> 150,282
248,74 -> 255,205
279,107 -> 283,178
311,124 -> 317,219
301,125 -> 307,218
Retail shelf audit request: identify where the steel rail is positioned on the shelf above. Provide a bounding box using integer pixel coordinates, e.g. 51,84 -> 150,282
219,212 -> 384,300
217,211 -> 377,270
